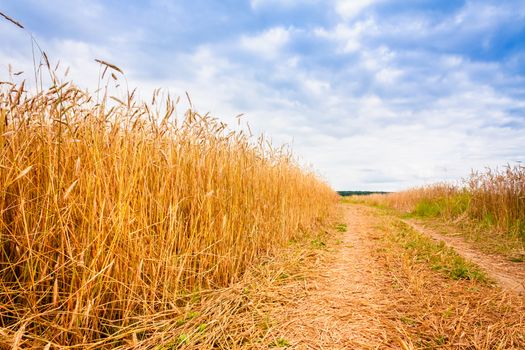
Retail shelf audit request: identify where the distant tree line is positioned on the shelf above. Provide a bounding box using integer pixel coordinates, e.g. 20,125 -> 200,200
337,191 -> 390,197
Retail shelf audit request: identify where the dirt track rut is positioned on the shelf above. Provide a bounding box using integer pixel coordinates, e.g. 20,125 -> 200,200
403,219 -> 525,294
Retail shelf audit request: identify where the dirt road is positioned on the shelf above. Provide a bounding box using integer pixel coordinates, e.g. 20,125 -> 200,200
403,219 -> 525,293
275,205 -> 397,349
272,204 -> 525,349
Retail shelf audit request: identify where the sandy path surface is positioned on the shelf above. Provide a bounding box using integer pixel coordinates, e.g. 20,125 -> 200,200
403,219 -> 525,294
276,205 -> 399,349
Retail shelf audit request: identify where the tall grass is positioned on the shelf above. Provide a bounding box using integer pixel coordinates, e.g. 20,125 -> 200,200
467,167 -> 525,236
0,72 -> 337,346
357,166 -> 525,242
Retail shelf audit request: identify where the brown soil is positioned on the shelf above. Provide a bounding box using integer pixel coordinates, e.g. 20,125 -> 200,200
403,219 -> 525,294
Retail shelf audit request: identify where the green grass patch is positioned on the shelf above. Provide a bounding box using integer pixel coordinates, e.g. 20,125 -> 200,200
335,223 -> 347,232
411,193 -> 471,219
311,238 -> 326,248
177,333 -> 189,345
413,199 -> 444,218
270,338 -> 290,348
509,255 -> 525,263
389,221 -> 488,282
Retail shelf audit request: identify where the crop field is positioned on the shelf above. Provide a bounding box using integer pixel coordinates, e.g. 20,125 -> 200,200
1,9 -> 525,350
348,166 -> 525,258
0,71 -> 338,347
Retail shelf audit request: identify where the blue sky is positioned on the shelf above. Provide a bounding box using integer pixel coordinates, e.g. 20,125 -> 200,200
1,0 -> 525,190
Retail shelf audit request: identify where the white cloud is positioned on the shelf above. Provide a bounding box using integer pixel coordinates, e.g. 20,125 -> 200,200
302,78 -> 331,96
2,0 -> 525,192
375,68 -> 402,85
449,2 -> 525,31
335,0 -> 376,20
240,27 -> 291,59
315,20 -> 377,53
250,0 -> 318,10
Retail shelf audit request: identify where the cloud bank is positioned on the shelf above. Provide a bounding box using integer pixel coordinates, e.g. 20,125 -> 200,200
1,0 -> 524,190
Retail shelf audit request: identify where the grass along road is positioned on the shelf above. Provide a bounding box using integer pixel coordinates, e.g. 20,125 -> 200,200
271,204 -> 525,349
402,219 -> 525,293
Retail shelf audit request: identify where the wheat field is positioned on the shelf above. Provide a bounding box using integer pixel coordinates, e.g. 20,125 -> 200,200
352,165 -> 525,245
0,70 -> 338,347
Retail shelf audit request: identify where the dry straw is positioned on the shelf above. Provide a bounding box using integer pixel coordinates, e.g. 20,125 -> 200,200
0,34 -> 338,347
